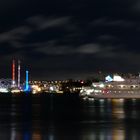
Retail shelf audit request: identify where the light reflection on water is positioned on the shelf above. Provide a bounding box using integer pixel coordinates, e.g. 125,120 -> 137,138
0,95 -> 139,140
111,99 -> 125,119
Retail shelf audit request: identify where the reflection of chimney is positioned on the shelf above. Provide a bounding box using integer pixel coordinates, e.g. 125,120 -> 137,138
12,59 -> 15,86
18,60 -> 21,88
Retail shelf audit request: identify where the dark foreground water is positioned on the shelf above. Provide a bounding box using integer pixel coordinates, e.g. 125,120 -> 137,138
0,94 -> 140,140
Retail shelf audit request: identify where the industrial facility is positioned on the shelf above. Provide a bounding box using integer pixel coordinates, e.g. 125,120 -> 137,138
0,60 -> 30,94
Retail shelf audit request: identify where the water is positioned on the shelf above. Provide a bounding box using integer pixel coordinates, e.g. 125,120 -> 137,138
0,94 -> 140,140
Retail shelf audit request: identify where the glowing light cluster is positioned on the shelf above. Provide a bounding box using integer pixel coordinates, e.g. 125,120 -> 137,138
85,89 -> 94,95
31,85 -> 41,94
105,75 -> 113,82
11,89 -> 21,93
113,75 -> 125,82
99,83 -> 104,88
0,88 -> 8,93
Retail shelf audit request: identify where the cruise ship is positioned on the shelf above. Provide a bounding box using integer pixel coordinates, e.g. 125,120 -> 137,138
80,75 -> 140,99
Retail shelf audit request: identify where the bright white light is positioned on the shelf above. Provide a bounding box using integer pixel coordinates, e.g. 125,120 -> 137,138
93,84 -> 97,87
32,90 -> 37,94
80,89 -> 84,93
99,83 -> 104,88
86,89 -> 94,95
113,75 -> 125,82
94,90 -> 100,93
0,88 -> 8,93
12,81 -> 15,85
50,86 -> 54,91
119,99 -> 124,102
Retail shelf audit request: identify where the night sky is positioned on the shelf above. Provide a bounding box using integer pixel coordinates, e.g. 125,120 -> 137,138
0,0 -> 140,80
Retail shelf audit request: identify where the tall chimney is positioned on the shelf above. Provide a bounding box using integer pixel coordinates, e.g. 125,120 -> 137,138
18,60 -> 21,88
25,70 -> 29,91
12,59 -> 16,86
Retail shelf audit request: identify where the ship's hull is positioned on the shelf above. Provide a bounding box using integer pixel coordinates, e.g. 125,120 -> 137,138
80,91 -> 140,99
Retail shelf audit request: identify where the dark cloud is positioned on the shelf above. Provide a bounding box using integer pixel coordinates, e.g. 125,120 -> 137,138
27,16 -> 71,30
132,0 -> 140,12
0,26 -> 31,43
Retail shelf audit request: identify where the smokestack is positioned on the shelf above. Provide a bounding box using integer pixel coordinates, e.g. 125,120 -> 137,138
12,59 -> 16,86
18,60 -> 20,88
25,70 -> 29,91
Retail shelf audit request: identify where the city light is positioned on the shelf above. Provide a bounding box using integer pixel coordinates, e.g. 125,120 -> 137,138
31,85 -> 42,94
11,89 -> 21,93
0,88 -> 8,93
113,75 -> 125,82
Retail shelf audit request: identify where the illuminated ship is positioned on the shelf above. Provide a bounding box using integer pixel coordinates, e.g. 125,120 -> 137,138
80,75 -> 140,99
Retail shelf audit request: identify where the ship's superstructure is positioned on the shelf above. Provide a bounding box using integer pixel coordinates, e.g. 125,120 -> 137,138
80,75 -> 140,99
